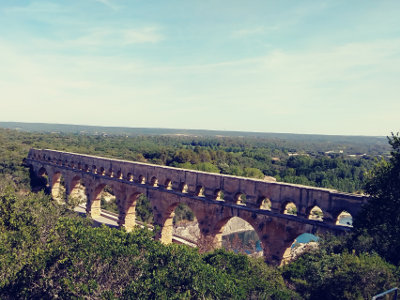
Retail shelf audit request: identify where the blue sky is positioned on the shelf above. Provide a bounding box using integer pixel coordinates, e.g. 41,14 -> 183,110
0,0 -> 399,135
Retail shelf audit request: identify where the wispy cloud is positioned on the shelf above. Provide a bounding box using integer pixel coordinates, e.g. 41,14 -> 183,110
93,0 -> 120,11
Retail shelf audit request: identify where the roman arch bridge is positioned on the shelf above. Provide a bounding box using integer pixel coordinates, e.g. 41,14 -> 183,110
26,148 -> 368,264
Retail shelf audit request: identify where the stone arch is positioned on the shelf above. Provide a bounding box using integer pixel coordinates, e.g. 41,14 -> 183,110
83,164 -> 89,172
92,165 -> 97,174
138,175 -> 146,184
195,185 -> 204,197
214,189 -> 224,201
281,232 -> 319,265
121,191 -> 143,232
116,170 -> 123,180
308,205 -> 324,221
235,192 -> 246,205
51,172 -> 66,203
99,167 -> 105,176
159,201 -> 200,245
335,210 -> 353,227
258,197 -> 272,210
164,179 -> 172,190
108,168 -> 114,177
212,215 -> 265,257
179,182 -> 188,193
89,183 -> 119,218
150,176 -> 158,187
126,173 -> 133,181
283,201 -> 297,216
69,175 -> 87,207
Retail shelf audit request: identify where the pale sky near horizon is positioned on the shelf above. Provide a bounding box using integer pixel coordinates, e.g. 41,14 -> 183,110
0,1 -> 399,136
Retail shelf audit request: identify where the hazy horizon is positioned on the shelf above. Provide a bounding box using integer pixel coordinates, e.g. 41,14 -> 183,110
1,1 -> 399,136
0,121 -> 391,138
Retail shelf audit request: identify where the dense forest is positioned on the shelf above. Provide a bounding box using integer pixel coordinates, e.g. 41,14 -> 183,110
0,126 -> 390,193
0,126 -> 399,299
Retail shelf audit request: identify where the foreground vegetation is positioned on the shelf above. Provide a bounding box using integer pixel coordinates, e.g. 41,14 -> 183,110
1,127 -> 399,299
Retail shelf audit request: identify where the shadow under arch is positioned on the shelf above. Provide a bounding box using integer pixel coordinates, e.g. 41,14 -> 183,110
30,166 -> 50,193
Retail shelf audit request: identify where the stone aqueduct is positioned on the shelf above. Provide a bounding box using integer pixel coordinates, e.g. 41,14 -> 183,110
26,148 -> 368,264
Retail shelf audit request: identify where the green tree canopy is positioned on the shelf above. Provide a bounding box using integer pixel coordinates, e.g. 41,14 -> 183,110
353,132 -> 400,265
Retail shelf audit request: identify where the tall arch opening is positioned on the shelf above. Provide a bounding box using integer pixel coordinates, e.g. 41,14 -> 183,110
69,176 -> 87,210
281,233 -> 319,265
90,184 -> 121,221
160,203 -> 200,246
51,172 -> 66,204
219,217 -> 263,257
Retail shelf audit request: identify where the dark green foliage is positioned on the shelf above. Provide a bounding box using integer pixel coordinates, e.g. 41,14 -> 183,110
353,133 -> 400,265
173,203 -> 195,225
282,249 -> 399,300
203,250 -> 299,299
0,185 -> 295,299
135,194 -> 153,223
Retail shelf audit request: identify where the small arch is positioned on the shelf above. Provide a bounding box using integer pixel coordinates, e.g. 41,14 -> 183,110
195,185 -> 204,197
63,160 -> 68,167
308,206 -> 324,221
258,197 -> 271,210
150,176 -> 158,187
99,167 -> 105,176
77,163 -> 82,170
180,183 -> 188,193
283,202 -> 297,216
164,179 -> 172,190
214,189 -> 224,201
116,170 -> 123,180
235,193 -> 246,205
47,156 -> 52,161
92,165 -> 97,174
108,169 -> 114,177
57,159 -> 62,166
83,164 -> 89,172
138,175 -> 146,184
336,211 -> 353,227
126,173 -> 134,182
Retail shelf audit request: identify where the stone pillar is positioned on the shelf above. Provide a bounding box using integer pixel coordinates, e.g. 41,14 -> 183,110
160,211 -> 174,244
